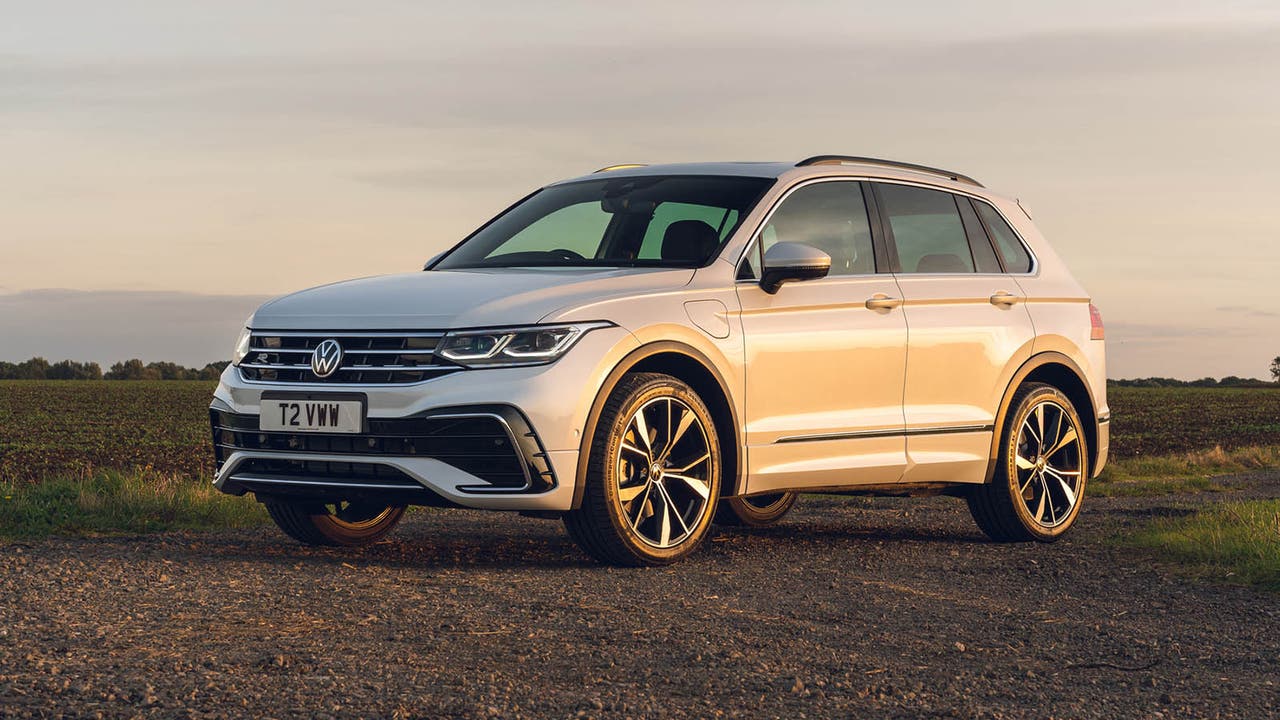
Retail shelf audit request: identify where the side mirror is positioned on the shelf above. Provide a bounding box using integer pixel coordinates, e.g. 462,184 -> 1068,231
422,252 -> 445,271
760,242 -> 831,294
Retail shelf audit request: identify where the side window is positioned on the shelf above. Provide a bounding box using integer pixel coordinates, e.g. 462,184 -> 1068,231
743,181 -> 875,278
876,184 -> 975,274
498,202 -> 611,258
975,202 -> 1033,273
637,203 -> 736,260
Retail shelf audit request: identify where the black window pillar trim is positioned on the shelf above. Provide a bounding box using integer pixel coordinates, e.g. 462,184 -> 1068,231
966,196 -> 1012,274
866,182 -> 904,273
860,181 -> 892,274
956,195 -> 1006,274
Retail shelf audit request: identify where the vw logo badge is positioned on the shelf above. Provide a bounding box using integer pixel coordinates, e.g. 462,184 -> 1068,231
311,339 -> 343,378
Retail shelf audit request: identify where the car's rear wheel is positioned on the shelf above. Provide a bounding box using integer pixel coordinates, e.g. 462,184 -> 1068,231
967,382 -> 1088,542
715,492 -> 798,527
564,372 -> 721,566
264,498 -> 405,547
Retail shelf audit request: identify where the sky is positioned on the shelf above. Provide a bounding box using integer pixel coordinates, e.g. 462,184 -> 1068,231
2,1 -> 1278,378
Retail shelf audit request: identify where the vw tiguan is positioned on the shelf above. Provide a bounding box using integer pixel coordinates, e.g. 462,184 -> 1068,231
210,156 -> 1109,565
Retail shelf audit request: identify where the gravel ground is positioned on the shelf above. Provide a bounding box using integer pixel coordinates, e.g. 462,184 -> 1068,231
3,473 -> 1279,719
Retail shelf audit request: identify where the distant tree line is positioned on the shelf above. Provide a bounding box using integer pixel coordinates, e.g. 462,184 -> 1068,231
0,357 -> 230,381
1109,375 -> 1275,388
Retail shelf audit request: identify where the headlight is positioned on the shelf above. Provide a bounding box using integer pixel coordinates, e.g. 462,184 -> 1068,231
232,327 -> 252,366
437,322 -> 611,368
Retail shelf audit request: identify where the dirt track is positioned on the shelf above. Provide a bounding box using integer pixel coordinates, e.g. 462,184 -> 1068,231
3,474 -> 1279,719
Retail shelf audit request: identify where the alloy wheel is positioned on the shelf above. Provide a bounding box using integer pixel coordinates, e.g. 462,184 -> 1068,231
1014,400 -> 1084,529
323,501 -> 397,530
614,396 -> 714,548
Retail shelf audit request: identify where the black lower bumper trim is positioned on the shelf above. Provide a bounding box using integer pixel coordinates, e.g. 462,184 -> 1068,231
210,404 -> 556,493
221,458 -> 462,507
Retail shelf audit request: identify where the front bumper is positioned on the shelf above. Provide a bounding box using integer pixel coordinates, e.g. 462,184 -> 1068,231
211,402 -> 580,510
212,403 -> 576,509
209,326 -> 637,511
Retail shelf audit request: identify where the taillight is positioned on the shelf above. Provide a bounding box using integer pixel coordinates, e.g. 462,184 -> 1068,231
1089,303 -> 1105,340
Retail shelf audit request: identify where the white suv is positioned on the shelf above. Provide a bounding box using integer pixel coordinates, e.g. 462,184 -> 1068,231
211,156 -> 1109,565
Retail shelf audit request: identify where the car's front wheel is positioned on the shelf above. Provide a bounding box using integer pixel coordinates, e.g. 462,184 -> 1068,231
564,373 -> 721,566
967,382 -> 1088,542
264,499 -> 405,547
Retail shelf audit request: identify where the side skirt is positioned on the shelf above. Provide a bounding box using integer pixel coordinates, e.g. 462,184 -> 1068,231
802,482 -> 972,498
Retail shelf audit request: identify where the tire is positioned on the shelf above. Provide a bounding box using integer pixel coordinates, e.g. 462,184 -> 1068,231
263,499 -> 406,547
563,372 -> 722,566
715,492 -> 798,527
967,382 -> 1088,542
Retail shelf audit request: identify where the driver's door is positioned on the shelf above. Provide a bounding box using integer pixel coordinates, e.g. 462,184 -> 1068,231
735,180 -> 909,493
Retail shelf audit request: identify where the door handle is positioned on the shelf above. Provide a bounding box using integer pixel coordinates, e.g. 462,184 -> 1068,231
989,291 -> 1021,307
865,294 -> 903,311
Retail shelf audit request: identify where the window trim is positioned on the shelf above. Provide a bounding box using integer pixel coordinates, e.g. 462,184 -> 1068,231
733,178 -> 888,283
863,179 -> 1040,277
734,175 -> 1039,282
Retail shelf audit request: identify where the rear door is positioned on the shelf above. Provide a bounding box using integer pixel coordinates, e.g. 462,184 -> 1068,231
736,179 -> 909,493
871,182 -> 1035,485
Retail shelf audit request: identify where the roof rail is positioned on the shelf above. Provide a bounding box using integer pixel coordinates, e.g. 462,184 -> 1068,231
593,163 -> 648,173
795,155 -> 983,187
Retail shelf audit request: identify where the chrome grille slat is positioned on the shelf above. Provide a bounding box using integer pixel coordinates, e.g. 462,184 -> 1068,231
248,347 -> 428,355
238,330 -> 461,385
250,330 -> 446,338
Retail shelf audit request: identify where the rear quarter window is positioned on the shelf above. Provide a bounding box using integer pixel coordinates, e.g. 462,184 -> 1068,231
975,202 -> 1034,273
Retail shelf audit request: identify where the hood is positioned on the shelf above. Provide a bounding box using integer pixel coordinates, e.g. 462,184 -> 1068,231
250,267 -> 694,330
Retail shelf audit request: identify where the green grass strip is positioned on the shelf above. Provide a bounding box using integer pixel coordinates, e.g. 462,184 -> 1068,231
0,469 -> 267,539
1125,500 -> 1280,590
1092,445 -> 1280,497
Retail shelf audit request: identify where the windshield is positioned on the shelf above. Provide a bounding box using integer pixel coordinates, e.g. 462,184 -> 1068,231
434,175 -> 773,270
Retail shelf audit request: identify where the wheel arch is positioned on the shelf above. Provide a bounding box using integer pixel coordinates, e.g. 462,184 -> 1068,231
985,351 -> 1100,483
572,341 -> 742,509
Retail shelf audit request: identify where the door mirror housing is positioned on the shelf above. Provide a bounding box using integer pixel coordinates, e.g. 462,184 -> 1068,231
760,242 -> 831,294
423,252 -> 445,271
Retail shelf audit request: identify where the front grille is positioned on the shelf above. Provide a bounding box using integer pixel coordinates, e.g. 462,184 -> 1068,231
211,406 -> 556,492
238,331 -> 463,384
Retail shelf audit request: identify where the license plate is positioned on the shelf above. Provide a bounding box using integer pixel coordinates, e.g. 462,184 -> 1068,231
260,398 -> 364,433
